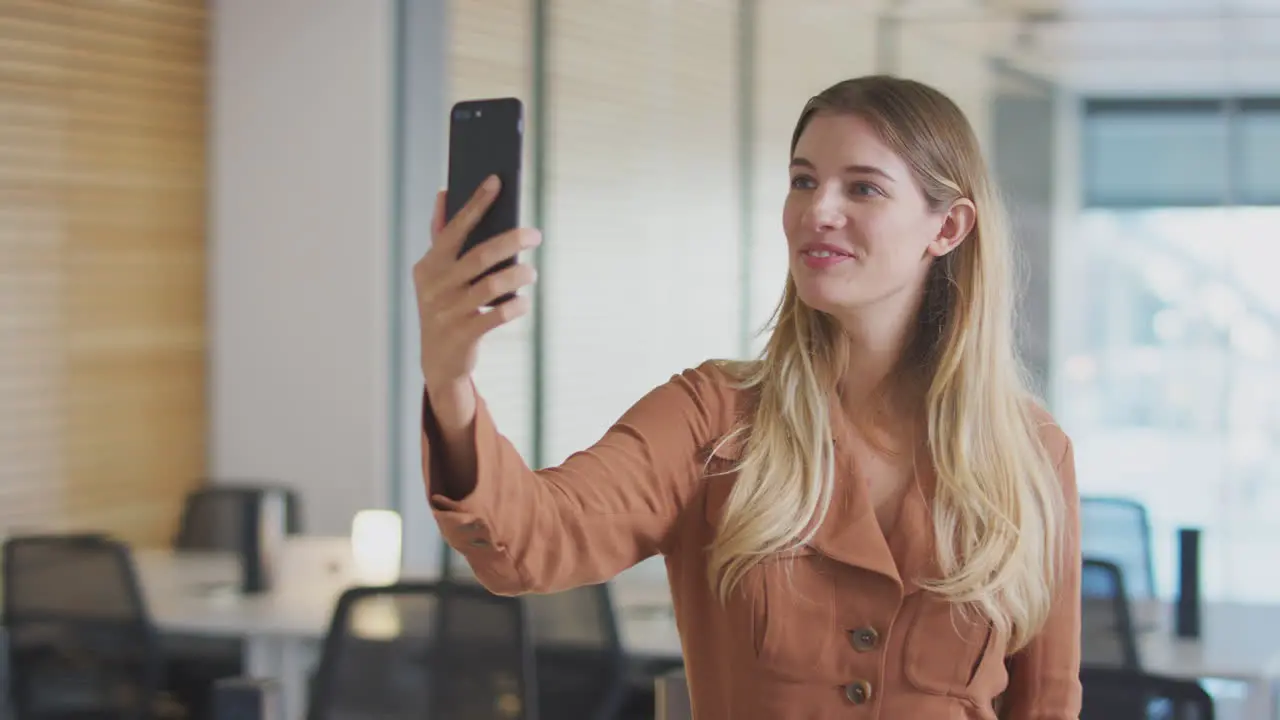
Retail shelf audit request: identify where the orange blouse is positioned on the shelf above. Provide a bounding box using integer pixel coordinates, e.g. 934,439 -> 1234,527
424,361 -> 1082,719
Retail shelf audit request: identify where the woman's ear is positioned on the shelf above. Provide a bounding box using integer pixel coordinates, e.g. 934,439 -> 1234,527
926,198 -> 976,258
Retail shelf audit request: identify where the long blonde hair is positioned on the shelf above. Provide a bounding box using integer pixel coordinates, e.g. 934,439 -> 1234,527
708,76 -> 1064,652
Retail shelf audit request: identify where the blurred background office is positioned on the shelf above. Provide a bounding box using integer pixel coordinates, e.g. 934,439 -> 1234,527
1,0 -> 1278,718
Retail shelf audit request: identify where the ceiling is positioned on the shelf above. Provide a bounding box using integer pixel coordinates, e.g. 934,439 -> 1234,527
889,0 -> 1280,94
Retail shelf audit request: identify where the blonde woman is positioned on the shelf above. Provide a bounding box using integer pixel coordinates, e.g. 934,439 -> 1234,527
414,75 -> 1081,719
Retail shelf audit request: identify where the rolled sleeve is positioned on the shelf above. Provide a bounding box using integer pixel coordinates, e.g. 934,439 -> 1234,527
420,362 -> 737,595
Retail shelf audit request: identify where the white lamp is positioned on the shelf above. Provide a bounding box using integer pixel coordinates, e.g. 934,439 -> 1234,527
350,509 -> 403,586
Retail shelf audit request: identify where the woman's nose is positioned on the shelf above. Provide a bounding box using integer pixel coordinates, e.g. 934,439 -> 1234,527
803,187 -> 846,232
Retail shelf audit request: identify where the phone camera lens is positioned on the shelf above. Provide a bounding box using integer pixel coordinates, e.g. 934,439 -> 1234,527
454,109 -> 471,121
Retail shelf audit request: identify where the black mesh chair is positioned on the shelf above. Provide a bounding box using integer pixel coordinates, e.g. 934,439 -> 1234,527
174,483 -> 303,552
1082,558 -> 1142,669
441,546 -> 630,720
1081,496 -> 1156,599
2,534 -> 178,720
1081,666 -> 1215,720
306,582 -> 537,720
529,583 -> 629,720
1,626 -> 13,720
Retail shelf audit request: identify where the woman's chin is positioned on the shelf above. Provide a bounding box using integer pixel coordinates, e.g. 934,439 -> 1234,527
794,281 -> 854,316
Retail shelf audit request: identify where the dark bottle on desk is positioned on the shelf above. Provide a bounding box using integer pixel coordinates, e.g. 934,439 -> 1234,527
240,489 -> 287,594
1175,527 -> 1201,639
213,678 -> 279,720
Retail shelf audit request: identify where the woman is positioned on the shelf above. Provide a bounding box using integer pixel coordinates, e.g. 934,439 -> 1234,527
413,75 -> 1081,719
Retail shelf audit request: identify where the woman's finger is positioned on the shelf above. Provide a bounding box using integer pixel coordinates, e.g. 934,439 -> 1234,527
462,293 -> 533,341
464,262 -> 538,312
453,228 -> 541,286
439,261 -> 537,322
438,176 -> 501,258
430,190 -> 447,237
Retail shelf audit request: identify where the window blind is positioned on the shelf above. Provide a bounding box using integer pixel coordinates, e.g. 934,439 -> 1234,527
1236,99 -> 1280,206
542,0 -> 741,467
1084,100 -> 1231,208
1084,98 -> 1280,208
447,0 -> 535,461
0,0 -> 207,546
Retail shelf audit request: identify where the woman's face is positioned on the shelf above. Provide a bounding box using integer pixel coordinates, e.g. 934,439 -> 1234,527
782,112 -> 973,322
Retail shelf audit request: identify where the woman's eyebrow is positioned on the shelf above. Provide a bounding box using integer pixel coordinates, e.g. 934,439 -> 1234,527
789,156 -> 895,183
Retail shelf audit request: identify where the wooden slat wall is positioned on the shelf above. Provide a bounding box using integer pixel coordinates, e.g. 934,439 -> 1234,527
0,0 -> 207,547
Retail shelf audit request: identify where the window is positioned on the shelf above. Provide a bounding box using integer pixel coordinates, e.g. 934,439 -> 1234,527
1065,98 -> 1280,600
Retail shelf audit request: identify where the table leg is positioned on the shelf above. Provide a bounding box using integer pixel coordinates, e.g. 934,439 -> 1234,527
278,640 -> 320,720
243,638 -> 286,720
1242,678 -> 1277,720
243,637 -> 279,679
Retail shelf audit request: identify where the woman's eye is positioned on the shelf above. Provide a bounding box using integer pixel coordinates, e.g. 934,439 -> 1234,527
849,182 -> 882,198
789,175 -> 816,190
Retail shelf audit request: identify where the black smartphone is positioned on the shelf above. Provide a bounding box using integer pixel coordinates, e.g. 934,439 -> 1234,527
445,97 -> 524,306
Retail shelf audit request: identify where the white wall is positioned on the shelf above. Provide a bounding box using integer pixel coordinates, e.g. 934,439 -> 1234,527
209,0 -> 397,534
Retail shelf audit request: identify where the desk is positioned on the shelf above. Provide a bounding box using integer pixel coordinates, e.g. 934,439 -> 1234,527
135,543 -> 682,720
136,544 -> 1280,720
137,543 -> 349,720
1134,601 -> 1280,719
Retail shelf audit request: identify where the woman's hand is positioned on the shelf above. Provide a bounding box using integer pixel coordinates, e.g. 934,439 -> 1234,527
413,176 -> 541,429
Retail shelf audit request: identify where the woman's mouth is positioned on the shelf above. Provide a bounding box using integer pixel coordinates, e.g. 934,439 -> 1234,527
799,244 -> 853,269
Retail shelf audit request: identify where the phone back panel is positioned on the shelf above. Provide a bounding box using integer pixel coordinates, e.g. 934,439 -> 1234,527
445,97 -> 523,259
